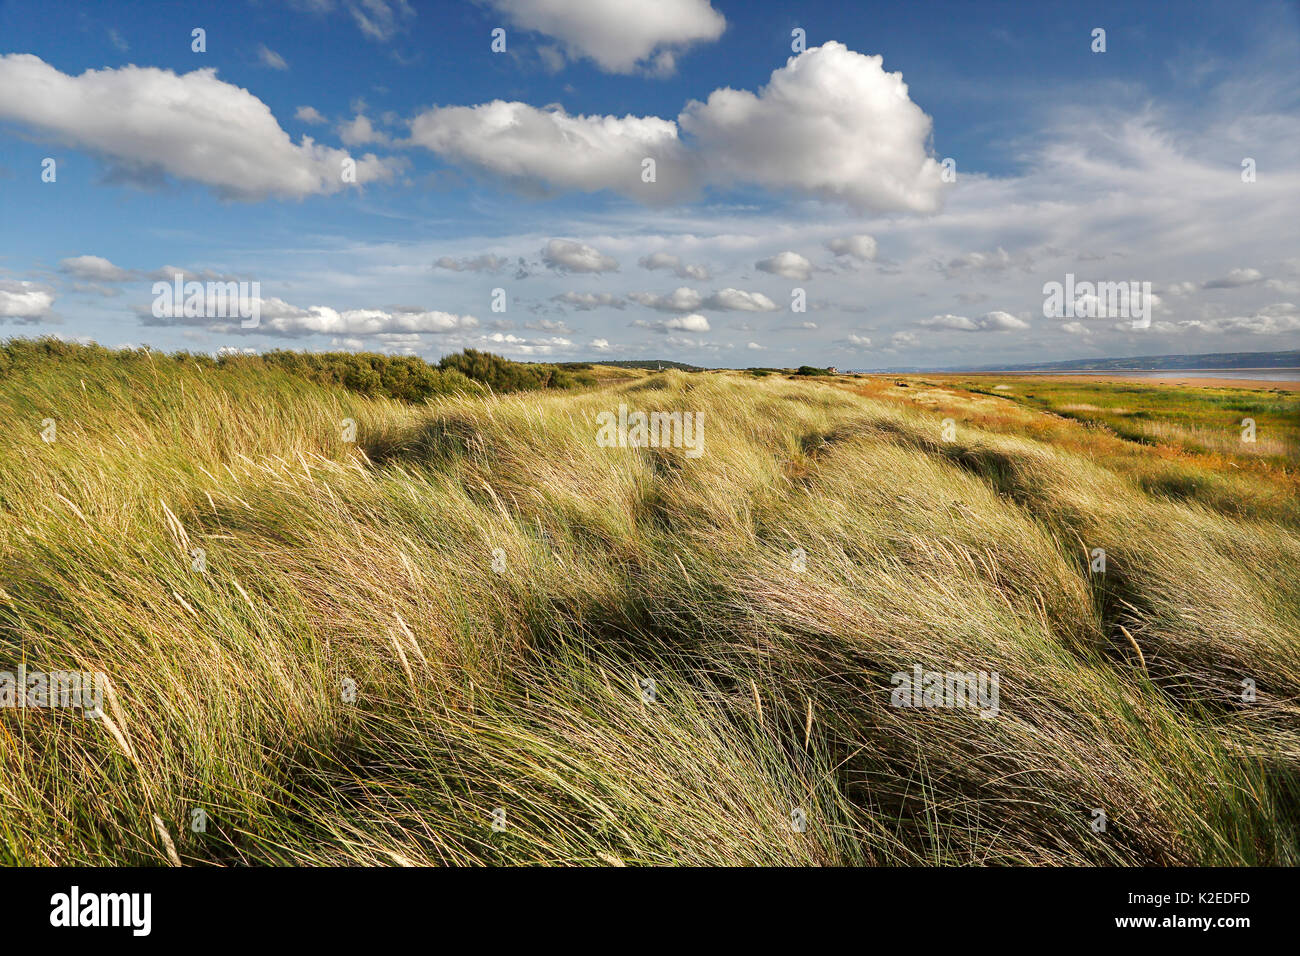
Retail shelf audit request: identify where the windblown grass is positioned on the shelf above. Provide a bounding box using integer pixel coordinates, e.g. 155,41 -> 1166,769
1,348 -> 1297,865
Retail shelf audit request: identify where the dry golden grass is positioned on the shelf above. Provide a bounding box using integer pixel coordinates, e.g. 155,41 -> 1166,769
1,351 -> 1297,865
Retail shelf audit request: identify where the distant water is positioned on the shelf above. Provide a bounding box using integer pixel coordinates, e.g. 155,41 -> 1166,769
987,369 -> 1300,382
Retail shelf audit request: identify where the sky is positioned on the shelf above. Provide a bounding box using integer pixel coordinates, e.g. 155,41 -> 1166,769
1,0 -> 1298,368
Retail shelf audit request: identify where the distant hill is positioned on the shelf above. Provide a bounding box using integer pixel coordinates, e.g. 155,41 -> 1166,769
854,350 -> 1300,374
569,359 -> 705,371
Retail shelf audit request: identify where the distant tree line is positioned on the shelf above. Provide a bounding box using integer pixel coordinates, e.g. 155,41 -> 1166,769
0,338 -> 595,403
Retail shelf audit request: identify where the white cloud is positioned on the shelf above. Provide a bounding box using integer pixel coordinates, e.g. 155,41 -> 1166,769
939,248 -> 1016,277
257,45 -> 288,70
978,310 -> 1030,331
826,234 -> 878,262
918,311 -> 1028,332
846,333 -> 873,348
639,251 -> 711,280
1060,322 -> 1091,336
345,0 -> 415,41
409,101 -> 688,199
629,287 -> 704,312
704,288 -> 778,312
756,251 -> 814,280
890,330 -> 919,348
635,313 -> 711,333
407,43 -> 943,212
553,291 -> 624,310
0,55 -> 397,200
434,254 -> 508,273
526,318 -> 574,333
1173,303 -> 1300,335
591,338 -> 611,351
145,295 -> 478,337
1203,267 -> 1263,289
339,114 -> 389,146
666,313 -> 710,332
0,280 -> 54,320
59,255 -> 132,281
295,105 -> 327,124
628,286 -> 778,313
485,0 -> 725,74
746,341 -> 765,350
541,239 -> 618,273
679,43 -> 945,212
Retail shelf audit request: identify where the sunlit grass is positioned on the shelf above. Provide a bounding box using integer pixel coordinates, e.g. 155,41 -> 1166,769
1,348 -> 1297,865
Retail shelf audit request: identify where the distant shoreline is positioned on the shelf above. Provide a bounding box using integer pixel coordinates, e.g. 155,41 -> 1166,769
919,369 -> 1300,390
963,368 -> 1300,374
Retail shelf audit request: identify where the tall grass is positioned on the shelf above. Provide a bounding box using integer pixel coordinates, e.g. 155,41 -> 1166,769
1,347 -> 1297,865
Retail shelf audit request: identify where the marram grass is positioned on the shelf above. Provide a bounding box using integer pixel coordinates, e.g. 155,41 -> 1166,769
1,347 -> 1297,865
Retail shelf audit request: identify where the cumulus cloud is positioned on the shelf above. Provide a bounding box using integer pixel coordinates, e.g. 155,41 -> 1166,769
434,254 -> 508,273
638,251 -> 711,280
59,255 -> 132,281
591,338 -> 612,351
0,280 -> 54,320
143,294 -> 478,337
918,311 -> 1029,332
485,0 -> 725,74
756,251 -> 814,280
339,114 -> 389,146
938,247 -> 1017,277
1172,303 -> 1300,335
1203,267 -> 1264,289
295,105 -> 327,124
407,43 -> 943,212
978,310 -> 1031,331
553,291 -> 624,310
409,101 -> 689,199
526,318 -> 575,333
0,55 -> 395,199
629,286 -> 778,313
890,330 -> 919,348
541,239 -> 618,273
461,330 -> 574,355
57,255 -> 250,290
635,313 -> 711,333
679,43 -> 945,212
826,235 -> 878,262
705,288 -> 778,312
628,287 -> 704,312
924,314 -> 980,331
0,55 -> 397,200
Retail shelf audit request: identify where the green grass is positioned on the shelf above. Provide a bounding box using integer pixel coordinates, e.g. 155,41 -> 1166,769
1,345 -> 1298,865
942,375 -> 1300,463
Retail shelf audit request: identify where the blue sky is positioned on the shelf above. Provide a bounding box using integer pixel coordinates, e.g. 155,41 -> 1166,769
2,0 -> 1298,367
